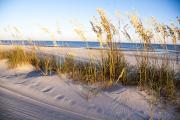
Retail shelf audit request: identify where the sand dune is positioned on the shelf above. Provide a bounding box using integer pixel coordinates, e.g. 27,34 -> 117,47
0,59 -> 179,120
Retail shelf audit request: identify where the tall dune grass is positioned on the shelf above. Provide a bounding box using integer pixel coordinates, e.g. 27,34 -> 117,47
0,49 -> 9,60
8,46 -> 30,68
29,47 -> 40,71
0,8 -> 179,101
89,8 -> 128,87
129,13 -> 178,99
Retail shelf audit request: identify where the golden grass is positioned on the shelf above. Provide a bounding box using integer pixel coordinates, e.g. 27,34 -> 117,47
29,50 -> 40,71
8,46 -> 30,68
131,16 -> 177,99
90,8 -> 128,87
0,8 -> 179,101
0,49 -> 9,60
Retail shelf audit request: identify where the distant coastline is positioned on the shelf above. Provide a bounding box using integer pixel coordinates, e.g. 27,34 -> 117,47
0,40 -> 179,52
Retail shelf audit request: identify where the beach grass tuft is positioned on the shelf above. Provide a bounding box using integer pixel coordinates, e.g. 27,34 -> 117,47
7,46 -> 30,68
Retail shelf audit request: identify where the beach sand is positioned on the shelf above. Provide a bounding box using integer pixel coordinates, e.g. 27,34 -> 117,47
0,45 -> 180,119
0,59 -> 179,120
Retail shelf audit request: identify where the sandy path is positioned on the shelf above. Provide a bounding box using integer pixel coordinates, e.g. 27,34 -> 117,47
0,60 -> 150,120
0,87 -> 97,120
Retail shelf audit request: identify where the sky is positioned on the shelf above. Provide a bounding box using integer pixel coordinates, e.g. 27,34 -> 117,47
0,0 -> 179,42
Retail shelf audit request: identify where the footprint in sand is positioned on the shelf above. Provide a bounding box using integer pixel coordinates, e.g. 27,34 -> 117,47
139,110 -> 144,114
41,87 -> 53,93
69,100 -> 76,105
87,104 -> 97,111
87,104 -> 97,110
55,95 -> 76,106
32,83 -> 39,86
63,98 -> 70,103
87,105 -> 103,114
55,95 -> 65,100
29,83 -> 39,88
64,98 -> 74,105
97,107 -> 103,113
0,75 -> 6,78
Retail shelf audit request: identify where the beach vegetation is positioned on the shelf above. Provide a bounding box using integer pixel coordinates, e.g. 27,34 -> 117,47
7,46 -> 30,68
0,8 -> 179,102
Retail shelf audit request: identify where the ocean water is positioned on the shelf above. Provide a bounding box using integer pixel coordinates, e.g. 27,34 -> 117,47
0,40 -> 179,52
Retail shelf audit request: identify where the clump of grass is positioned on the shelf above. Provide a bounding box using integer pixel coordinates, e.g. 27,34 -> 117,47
89,8 -> 128,87
125,65 -> 139,85
29,49 -> 40,71
8,46 -> 30,68
105,51 -> 128,85
72,60 -> 98,84
134,60 -> 176,99
0,50 -> 9,60
52,57 -> 62,75
159,63 -> 175,99
175,68 -> 180,90
61,53 -> 75,74
129,13 -> 177,99
39,56 -> 54,76
129,14 -> 152,89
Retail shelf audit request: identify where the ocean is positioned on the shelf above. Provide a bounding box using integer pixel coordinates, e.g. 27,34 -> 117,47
0,40 -> 179,52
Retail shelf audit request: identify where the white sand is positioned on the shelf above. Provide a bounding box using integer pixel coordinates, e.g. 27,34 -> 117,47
0,59 -> 179,120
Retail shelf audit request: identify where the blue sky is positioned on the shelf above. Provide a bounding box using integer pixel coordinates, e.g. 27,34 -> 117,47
0,0 -> 179,42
